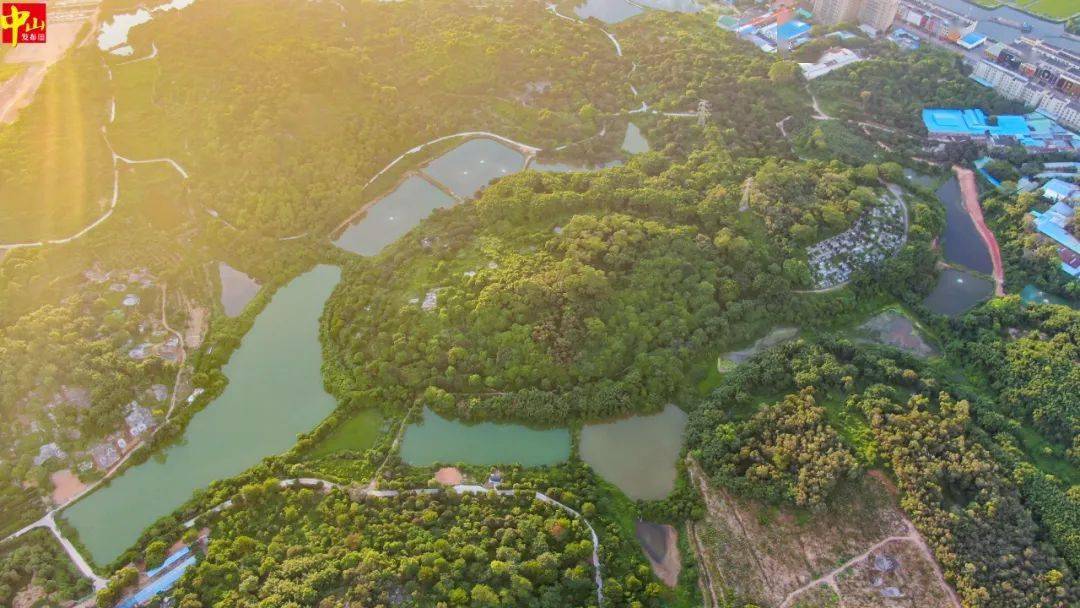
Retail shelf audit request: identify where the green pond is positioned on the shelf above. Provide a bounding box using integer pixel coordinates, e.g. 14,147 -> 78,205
400,407 -> 569,466
1020,284 -> 1076,309
923,268 -> 994,317
622,123 -> 650,154
580,404 -> 687,500
63,265 -> 341,565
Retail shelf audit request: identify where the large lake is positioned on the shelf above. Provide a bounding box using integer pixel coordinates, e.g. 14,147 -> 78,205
400,407 -> 569,467
63,265 -> 341,565
580,404 -> 687,500
937,177 -> 993,275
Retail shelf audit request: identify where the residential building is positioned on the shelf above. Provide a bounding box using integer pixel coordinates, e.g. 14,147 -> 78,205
126,402 -> 156,437
858,0 -> 898,32
898,0 -> 975,40
34,443 -> 67,467
1043,179 -> 1079,202
1030,202 -> 1080,278
91,442 -> 120,470
813,0 -> 861,26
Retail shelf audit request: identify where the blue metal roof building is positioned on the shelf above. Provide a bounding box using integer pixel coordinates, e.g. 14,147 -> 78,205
117,555 -> 197,608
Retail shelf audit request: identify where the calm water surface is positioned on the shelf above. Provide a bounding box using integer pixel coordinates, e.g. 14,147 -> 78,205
423,139 -> 526,198
400,407 -> 569,466
334,176 -> 456,256
580,404 -> 687,500
574,0 -> 644,23
217,262 -> 260,317
622,123 -> 650,154
937,177 -> 993,275
63,265 -> 341,564
923,268 -> 994,317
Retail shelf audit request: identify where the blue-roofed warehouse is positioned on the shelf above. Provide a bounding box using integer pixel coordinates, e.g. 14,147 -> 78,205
923,108 -> 1080,152
117,555 -> 197,608
1031,202 -> 1080,278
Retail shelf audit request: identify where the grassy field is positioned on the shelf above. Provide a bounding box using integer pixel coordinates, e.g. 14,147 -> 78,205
1024,0 -> 1079,18
306,409 -> 385,458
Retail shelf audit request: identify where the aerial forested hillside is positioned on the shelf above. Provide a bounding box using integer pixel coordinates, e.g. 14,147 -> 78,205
162,466 -> 670,608
618,13 -> 808,157
688,329 -> 1079,607
105,0 -> 631,238
810,49 -> 1024,133
322,150 -> 935,424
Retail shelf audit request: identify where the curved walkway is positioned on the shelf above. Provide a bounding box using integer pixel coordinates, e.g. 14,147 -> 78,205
0,110 -> 190,251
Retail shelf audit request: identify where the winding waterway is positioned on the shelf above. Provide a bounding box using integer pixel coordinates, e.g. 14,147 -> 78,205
936,177 -> 993,275
63,265 -> 341,565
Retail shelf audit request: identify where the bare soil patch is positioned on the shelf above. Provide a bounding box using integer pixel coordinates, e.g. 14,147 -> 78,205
51,468 -> 87,505
834,539 -> 954,607
635,521 -> 681,587
433,467 -> 463,485
12,584 -> 45,608
688,457 -> 906,607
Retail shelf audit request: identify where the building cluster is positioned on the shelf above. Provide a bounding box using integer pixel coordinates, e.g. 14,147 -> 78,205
807,194 -> 907,289
923,108 -> 1080,152
896,0 -> 976,41
1030,178 -> 1080,278
721,6 -> 816,54
972,39 -> 1080,131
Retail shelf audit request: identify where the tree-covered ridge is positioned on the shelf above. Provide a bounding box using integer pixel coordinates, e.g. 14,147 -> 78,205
687,338 -> 1078,607
0,50 -> 113,242
616,13 -> 807,158
106,0 -> 631,238
168,480 -> 636,608
324,150 -> 848,423
810,49 -> 1025,133
695,387 -> 860,509
749,159 -> 881,249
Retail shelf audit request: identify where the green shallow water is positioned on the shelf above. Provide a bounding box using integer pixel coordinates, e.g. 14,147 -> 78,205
62,265 -> 341,565
400,407 -> 569,467
580,404 -> 687,500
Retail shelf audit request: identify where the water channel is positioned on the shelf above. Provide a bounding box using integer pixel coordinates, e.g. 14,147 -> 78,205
63,265 -> 341,565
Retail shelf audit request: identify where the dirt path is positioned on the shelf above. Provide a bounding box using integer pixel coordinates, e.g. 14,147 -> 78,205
809,87 -> 830,121
159,284 -> 187,421
778,518 -> 961,608
953,165 -> 1005,296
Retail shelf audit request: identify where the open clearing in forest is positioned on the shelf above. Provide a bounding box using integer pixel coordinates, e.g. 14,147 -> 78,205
688,459 -> 956,608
